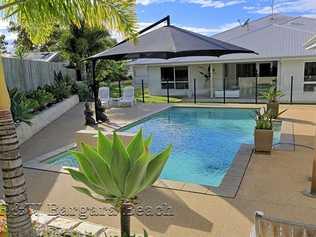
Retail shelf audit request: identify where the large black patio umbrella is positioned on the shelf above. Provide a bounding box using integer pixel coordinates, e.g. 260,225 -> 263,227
87,16 -> 256,120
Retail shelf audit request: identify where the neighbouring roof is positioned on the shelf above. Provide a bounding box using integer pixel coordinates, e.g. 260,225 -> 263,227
130,14 -> 316,66
22,52 -> 62,62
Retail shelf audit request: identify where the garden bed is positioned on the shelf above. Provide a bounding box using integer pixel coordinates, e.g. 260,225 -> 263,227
16,95 -> 79,145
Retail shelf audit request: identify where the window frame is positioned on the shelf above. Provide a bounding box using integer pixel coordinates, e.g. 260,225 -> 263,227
304,62 -> 316,92
161,66 -> 189,90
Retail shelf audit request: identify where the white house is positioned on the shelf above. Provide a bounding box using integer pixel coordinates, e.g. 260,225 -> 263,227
129,14 -> 316,103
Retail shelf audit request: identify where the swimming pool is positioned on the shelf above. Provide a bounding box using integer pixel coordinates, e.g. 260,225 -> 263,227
45,107 -> 281,187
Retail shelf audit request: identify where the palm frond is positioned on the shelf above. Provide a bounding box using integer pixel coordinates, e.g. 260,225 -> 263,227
0,0 -> 137,44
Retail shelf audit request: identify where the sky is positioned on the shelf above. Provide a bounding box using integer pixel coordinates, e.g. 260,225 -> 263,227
1,0 -> 316,51
135,0 -> 316,35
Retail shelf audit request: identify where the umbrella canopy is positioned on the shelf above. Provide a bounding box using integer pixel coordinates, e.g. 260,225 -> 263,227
88,22 -> 256,61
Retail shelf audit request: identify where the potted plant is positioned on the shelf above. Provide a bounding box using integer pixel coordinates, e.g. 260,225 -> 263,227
254,109 -> 273,152
66,130 -> 172,237
261,86 -> 284,119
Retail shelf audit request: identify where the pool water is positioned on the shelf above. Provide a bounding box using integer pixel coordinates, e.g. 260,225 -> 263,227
46,107 -> 281,187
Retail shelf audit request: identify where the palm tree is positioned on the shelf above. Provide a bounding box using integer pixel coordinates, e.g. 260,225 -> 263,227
66,130 -> 172,237
0,57 -> 33,237
0,1 -> 137,236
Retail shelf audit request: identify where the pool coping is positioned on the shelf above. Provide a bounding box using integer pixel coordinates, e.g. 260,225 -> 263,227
24,104 -> 293,198
24,142 -> 254,198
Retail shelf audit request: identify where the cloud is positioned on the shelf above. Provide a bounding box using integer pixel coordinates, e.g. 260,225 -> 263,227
136,0 -> 173,5
247,0 -> 316,15
136,0 -> 245,8
137,21 -> 239,35
180,22 -> 239,34
110,21 -> 239,42
186,0 -> 245,8
302,14 -> 316,19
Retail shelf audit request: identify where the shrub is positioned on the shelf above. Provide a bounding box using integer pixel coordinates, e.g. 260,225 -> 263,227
9,89 -> 34,125
26,88 -> 55,110
75,81 -> 90,101
50,71 -> 72,102
261,86 -> 284,103
255,108 -> 273,130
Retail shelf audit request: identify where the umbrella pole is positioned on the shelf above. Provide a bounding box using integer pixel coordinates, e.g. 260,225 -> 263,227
92,59 -> 98,122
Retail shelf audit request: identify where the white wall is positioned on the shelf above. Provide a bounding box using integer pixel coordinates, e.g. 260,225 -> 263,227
190,64 -> 211,96
212,63 -> 224,92
131,65 -> 148,86
279,58 -> 316,103
147,66 -> 161,95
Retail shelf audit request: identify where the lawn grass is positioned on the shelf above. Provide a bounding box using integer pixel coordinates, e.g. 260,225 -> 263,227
103,80 -> 182,104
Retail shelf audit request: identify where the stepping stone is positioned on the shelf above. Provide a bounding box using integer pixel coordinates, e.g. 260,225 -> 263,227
73,222 -> 106,237
105,228 -> 120,237
48,217 -> 81,233
105,228 -> 147,237
31,213 -> 58,225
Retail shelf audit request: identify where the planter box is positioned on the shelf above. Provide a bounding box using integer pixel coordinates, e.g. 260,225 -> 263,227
254,129 -> 273,152
16,95 -> 79,145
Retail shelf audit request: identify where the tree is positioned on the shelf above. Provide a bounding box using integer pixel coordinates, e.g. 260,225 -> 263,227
55,21 -> 117,81
96,60 -> 128,83
8,21 -> 62,54
0,34 -> 8,54
66,130 -> 172,237
0,1 -> 137,236
8,21 -> 35,53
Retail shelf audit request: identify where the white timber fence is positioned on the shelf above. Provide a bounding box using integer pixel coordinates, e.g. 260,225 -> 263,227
2,56 -> 76,92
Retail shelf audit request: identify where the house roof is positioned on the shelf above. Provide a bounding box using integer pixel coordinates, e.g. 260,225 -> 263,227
130,14 -> 316,66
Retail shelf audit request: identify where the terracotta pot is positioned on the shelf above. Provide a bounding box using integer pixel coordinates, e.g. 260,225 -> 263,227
267,102 -> 279,119
254,129 -> 273,152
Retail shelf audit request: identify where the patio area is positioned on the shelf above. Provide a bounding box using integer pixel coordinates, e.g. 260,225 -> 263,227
12,103 -> 316,237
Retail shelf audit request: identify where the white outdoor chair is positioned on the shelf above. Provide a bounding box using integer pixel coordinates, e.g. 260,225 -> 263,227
98,87 -> 111,107
119,86 -> 135,107
250,211 -> 316,237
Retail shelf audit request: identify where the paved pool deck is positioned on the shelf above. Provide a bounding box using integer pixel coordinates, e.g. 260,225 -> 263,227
4,103 -> 316,237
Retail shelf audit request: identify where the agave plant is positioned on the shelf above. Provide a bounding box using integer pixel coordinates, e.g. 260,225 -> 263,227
261,86 -> 284,103
66,130 -> 172,237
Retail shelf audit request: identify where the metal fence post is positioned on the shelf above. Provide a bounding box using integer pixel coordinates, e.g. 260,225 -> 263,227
118,79 -> 122,98
141,80 -> 145,103
223,77 -> 226,104
255,71 -> 258,104
167,80 -> 170,103
290,75 -> 294,104
193,78 -> 197,104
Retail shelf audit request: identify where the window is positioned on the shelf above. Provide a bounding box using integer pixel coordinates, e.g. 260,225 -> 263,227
161,67 -> 174,89
161,66 -> 189,89
259,62 -> 278,77
236,63 -> 256,77
304,62 -> 316,92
